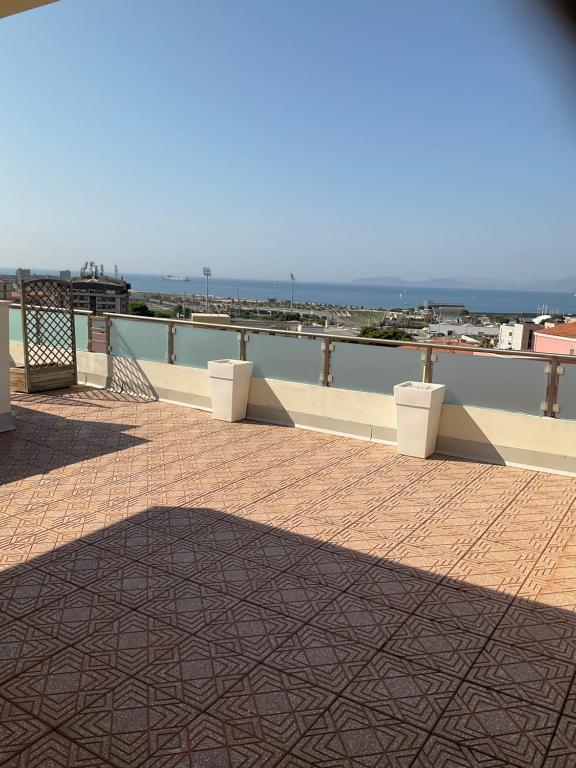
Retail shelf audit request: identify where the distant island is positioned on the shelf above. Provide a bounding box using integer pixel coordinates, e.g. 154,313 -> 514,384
353,275 -> 576,293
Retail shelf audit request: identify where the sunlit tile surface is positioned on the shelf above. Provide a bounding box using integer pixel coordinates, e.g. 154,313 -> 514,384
0,387 -> 575,767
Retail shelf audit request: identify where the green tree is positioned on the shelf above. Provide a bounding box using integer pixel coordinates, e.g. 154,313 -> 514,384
359,326 -> 414,341
129,301 -> 154,317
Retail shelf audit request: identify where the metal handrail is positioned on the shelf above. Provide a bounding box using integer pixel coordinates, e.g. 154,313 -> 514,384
101,311 -> 576,364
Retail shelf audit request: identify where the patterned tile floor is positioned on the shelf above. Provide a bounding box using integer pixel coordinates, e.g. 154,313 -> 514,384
0,388 -> 576,767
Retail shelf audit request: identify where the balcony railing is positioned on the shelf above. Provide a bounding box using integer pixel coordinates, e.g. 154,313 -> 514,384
8,305 -> 576,420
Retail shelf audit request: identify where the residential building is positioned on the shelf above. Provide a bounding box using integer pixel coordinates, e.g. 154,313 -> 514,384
429,322 -> 499,339
72,272 -> 131,314
533,321 -> 576,356
497,322 -> 539,351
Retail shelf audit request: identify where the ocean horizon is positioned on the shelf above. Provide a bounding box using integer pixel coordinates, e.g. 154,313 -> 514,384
3,267 -> 576,314
124,273 -> 576,315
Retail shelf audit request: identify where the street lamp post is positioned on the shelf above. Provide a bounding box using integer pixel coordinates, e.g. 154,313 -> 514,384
290,273 -> 295,312
203,267 -> 211,313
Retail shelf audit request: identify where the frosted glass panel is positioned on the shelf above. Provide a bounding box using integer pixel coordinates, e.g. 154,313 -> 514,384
331,342 -> 422,394
74,314 -> 89,351
248,333 -> 323,384
110,318 -> 167,362
9,307 -> 22,341
174,325 -> 239,368
433,354 -> 546,415
559,363 -> 576,420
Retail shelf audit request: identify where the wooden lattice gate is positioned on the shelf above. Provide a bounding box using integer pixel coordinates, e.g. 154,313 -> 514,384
19,278 -> 77,393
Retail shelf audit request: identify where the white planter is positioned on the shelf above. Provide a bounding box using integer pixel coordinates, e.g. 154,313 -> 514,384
208,359 -> 253,422
394,381 -> 445,458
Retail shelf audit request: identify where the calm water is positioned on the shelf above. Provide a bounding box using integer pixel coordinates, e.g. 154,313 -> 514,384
125,273 -> 576,315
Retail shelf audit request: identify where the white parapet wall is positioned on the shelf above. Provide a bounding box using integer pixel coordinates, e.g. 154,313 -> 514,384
8,340 -> 576,475
0,302 -> 15,432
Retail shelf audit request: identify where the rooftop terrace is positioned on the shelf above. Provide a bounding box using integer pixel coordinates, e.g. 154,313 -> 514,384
1,388 -> 576,767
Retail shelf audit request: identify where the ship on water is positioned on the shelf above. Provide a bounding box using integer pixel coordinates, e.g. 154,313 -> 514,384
163,275 -> 190,282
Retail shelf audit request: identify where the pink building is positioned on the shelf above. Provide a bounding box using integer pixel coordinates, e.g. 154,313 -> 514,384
533,322 -> 576,356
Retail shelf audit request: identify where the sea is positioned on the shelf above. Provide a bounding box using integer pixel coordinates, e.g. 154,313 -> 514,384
4,266 -> 576,314
124,273 -> 576,315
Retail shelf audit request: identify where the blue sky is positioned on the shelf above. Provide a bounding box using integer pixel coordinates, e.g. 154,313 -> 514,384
1,0 -> 575,281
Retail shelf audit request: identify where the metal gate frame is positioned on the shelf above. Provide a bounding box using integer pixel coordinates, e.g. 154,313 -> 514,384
19,278 -> 77,393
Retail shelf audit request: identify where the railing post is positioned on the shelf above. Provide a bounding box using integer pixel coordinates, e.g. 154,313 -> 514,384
422,347 -> 435,383
238,329 -> 247,361
105,315 -> 111,354
321,337 -> 333,386
167,322 -> 175,363
542,357 -> 563,418
87,314 -> 93,353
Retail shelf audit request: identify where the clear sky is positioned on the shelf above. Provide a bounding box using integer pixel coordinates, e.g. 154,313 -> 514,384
1,0 -> 575,281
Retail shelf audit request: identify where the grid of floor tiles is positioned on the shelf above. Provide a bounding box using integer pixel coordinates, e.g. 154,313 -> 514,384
1,388 -> 576,767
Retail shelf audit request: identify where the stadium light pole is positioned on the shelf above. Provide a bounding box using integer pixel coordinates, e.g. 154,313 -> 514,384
203,267 -> 211,313
290,273 -> 295,311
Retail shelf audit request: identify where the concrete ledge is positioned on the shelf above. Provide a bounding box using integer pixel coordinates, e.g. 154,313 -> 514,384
436,436 -> 576,476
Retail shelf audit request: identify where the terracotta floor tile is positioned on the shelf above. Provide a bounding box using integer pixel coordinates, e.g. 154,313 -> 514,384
133,634 -> 258,711
0,567 -> 78,620
22,587 -> 128,645
309,593 -> 408,648
84,522 -> 178,562
288,697 -> 427,767
137,580 -> 238,635
466,639 -> 575,712
186,519 -> 264,554
0,617 -> 66,684
492,602 -> 576,663
138,711 -> 284,767
266,624 -> 377,693
35,544 -> 131,588
0,694 -> 50,765
84,561 -> 183,609
411,735 -> 512,767
0,646 -> 128,727
288,547 -> 373,589
414,584 -> 512,636
192,554 -> 280,599
435,682 -> 558,768
382,614 -> 489,678
144,539 -> 228,580
232,532 -> 320,571
201,600 -> 303,660
342,651 -> 460,730
60,677 -> 199,768
543,714 -> 576,767
347,563 -> 438,611
0,731 -> 116,767
3,391 -> 576,768
249,572 -> 341,622
75,610 -> 189,675
206,665 -> 335,752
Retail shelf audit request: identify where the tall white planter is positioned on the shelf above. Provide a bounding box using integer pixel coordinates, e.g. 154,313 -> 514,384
208,359 -> 253,422
394,381 -> 445,458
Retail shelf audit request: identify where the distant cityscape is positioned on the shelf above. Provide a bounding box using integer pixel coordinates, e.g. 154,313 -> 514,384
2,262 -> 575,357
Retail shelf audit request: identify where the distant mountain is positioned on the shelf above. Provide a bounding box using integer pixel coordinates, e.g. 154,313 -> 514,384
353,276 -> 576,293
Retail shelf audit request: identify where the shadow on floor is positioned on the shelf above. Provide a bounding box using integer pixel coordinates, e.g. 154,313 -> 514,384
0,502 -> 574,767
1,398 -> 148,485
